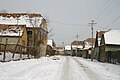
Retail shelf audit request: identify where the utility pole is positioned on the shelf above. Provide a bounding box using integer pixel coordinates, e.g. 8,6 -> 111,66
62,42 -> 65,55
76,34 -> 79,57
89,20 -> 97,61
62,42 -> 64,49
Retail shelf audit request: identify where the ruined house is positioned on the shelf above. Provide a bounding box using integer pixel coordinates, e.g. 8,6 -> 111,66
0,13 -> 48,58
0,24 -> 27,53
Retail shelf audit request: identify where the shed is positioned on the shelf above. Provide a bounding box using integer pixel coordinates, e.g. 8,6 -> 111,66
46,39 -> 56,56
99,30 -> 120,63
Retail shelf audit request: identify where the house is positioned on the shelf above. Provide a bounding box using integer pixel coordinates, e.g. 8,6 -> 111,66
82,38 -> 95,59
0,24 -> 27,53
99,30 -> 120,63
71,40 -> 84,56
0,13 -> 48,58
64,45 -> 72,55
46,39 -> 56,56
94,31 -> 106,60
54,46 -> 65,55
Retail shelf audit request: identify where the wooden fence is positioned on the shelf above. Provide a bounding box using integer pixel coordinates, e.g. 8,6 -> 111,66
0,42 -> 35,62
107,51 -> 120,64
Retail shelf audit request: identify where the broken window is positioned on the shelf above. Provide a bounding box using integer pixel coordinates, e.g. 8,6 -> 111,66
27,30 -> 32,38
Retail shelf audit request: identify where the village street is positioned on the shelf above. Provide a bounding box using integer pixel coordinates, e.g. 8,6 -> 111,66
0,56 -> 120,80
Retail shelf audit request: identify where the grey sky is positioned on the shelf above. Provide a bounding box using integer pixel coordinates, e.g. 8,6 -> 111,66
0,0 -> 120,46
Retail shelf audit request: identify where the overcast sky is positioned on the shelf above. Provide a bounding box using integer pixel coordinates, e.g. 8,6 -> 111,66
0,0 -> 120,46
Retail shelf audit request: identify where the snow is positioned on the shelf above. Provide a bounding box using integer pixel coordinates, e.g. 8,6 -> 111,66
83,42 -> 92,50
0,27 -> 23,36
0,56 -> 65,80
104,30 -> 120,45
65,45 -> 71,50
47,40 -> 53,48
98,37 -> 101,46
72,45 -> 83,50
0,52 -> 32,61
0,15 -> 43,28
0,13 -> 43,36
75,57 -> 120,80
0,56 -> 119,80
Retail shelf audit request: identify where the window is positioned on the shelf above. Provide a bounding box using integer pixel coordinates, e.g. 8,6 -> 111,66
27,30 -> 32,38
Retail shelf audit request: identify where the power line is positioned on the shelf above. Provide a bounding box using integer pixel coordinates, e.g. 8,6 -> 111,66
95,0 -> 116,20
51,20 -> 88,27
106,15 -> 120,27
94,0 -> 110,19
97,0 -> 120,22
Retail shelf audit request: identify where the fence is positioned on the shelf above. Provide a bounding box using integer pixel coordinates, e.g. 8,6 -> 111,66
0,43 -> 35,62
107,51 -> 120,64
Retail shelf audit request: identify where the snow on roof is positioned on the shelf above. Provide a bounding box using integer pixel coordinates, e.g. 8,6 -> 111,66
0,13 -> 43,28
72,45 -> 83,50
0,25 -> 24,37
65,45 -> 71,50
104,30 -> 120,45
47,39 -> 53,48
83,42 -> 92,50
96,31 -> 106,46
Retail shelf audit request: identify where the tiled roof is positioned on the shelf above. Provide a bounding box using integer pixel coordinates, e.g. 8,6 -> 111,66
71,41 -> 84,45
0,13 -> 43,28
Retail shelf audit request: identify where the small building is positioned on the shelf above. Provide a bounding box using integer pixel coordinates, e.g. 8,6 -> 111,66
64,45 -> 72,56
46,39 -> 56,56
82,38 -> 95,59
55,47 -> 65,55
71,40 -> 84,56
99,30 -> 120,63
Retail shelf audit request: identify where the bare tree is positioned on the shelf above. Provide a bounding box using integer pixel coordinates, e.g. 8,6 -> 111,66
44,16 -> 54,39
48,28 -> 54,39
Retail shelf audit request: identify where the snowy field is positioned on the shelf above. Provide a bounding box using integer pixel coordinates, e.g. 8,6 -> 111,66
0,56 -> 120,80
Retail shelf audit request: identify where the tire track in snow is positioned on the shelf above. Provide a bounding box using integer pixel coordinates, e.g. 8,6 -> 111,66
73,58 -> 103,80
63,56 -> 69,80
63,56 -> 89,80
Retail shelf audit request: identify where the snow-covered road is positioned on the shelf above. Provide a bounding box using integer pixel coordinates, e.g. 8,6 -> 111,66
63,56 -> 101,80
0,56 -> 120,80
63,56 -> 120,80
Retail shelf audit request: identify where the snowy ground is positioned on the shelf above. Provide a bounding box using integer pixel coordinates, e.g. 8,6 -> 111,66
0,56 -> 120,80
0,52 -> 33,61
